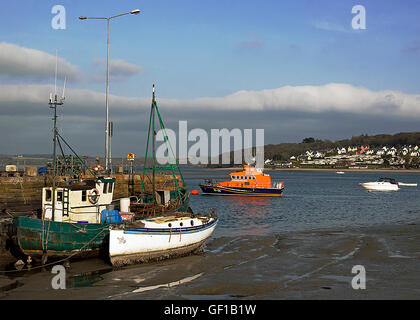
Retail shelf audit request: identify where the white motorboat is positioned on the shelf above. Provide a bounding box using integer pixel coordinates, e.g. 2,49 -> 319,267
109,213 -> 218,266
336,171 -> 345,174
360,177 -> 399,191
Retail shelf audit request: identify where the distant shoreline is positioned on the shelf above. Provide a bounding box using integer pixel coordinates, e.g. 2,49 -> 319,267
199,167 -> 420,173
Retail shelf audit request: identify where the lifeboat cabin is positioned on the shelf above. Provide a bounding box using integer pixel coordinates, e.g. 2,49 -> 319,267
199,165 -> 284,196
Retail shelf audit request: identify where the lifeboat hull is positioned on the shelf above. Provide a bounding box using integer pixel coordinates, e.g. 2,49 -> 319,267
199,184 -> 283,196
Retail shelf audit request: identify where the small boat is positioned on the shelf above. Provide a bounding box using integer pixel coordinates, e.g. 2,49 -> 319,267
109,212 -> 218,266
336,171 -> 345,174
108,85 -> 218,266
360,177 -> 399,191
199,164 -> 284,196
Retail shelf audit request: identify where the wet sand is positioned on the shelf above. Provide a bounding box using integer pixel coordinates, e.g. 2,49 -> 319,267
1,221 -> 420,300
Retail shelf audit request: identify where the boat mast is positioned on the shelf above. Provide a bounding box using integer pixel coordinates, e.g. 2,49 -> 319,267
139,84 -> 185,204
48,51 -> 65,221
152,84 -> 156,204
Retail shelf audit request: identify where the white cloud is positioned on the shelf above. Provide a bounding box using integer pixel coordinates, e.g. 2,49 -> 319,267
1,83 -> 419,118
91,57 -> 144,82
0,42 -> 83,82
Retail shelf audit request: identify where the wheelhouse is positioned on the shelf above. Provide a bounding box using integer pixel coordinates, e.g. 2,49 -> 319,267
41,177 -> 116,223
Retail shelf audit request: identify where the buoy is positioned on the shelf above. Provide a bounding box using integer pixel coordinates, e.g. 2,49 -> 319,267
192,190 -> 199,195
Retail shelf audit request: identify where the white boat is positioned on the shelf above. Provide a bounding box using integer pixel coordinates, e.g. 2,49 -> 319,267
108,86 -> 218,267
360,177 -> 399,191
109,213 -> 218,266
336,171 -> 345,174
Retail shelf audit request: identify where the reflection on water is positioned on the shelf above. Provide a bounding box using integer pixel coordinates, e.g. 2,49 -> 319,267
219,196 -> 274,236
67,269 -> 110,288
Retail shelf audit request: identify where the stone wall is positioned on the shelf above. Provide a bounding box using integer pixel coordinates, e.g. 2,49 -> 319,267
0,173 -> 182,213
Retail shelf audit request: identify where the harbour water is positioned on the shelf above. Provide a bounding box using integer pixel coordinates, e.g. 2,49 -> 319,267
190,169 -> 420,236
1,169 -> 420,299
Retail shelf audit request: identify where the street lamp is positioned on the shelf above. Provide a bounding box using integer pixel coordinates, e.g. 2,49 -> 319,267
79,9 -> 140,172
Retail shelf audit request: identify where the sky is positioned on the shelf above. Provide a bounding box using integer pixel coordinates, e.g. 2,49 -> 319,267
0,0 -> 420,158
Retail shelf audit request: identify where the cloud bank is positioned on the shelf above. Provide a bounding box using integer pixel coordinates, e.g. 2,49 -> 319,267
1,82 -> 419,156
1,83 -> 419,118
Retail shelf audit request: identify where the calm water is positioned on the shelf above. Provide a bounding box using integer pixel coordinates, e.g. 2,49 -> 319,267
185,169 -> 420,237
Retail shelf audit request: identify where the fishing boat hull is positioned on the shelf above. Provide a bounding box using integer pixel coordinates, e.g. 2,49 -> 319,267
199,184 -> 284,196
109,216 -> 218,266
13,216 -> 110,259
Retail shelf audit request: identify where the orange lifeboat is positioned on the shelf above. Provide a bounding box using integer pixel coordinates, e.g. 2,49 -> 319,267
199,164 -> 284,196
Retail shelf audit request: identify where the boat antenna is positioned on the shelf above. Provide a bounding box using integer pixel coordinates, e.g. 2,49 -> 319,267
48,49 -> 65,222
54,49 -> 58,98
61,76 -> 66,102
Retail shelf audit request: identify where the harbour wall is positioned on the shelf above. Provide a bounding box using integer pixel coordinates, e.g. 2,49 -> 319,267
0,173 -> 181,213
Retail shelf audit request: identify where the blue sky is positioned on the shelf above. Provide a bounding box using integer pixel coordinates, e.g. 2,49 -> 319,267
0,0 -> 420,156
2,0 -> 419,96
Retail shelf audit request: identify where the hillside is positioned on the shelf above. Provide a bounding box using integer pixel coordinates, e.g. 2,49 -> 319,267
264,132 -> 420,161
205,132 -> 420,167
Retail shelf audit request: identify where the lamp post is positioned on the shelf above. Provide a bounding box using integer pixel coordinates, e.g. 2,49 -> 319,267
79,9 -> 140,173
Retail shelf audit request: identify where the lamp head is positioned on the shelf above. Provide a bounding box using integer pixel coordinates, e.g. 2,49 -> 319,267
130,9 -> 140,14
79,16 -> 87,20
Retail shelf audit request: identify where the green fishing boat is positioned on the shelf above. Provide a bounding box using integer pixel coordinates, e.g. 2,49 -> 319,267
12,62 -> 120,263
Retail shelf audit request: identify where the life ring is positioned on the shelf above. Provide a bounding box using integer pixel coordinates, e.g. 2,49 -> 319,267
88,188 -> 100,204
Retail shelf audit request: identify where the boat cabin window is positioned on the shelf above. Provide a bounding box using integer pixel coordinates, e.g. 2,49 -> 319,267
108,182 -> 113,193
103,182 -> 108,194
45,189 -> 52,201
82,190 -> 87,202
57,191 -> 63,202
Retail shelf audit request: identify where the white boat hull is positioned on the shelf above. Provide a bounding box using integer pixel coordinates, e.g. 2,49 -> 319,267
360,182 -> 399,191
109,216 -> 218,266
